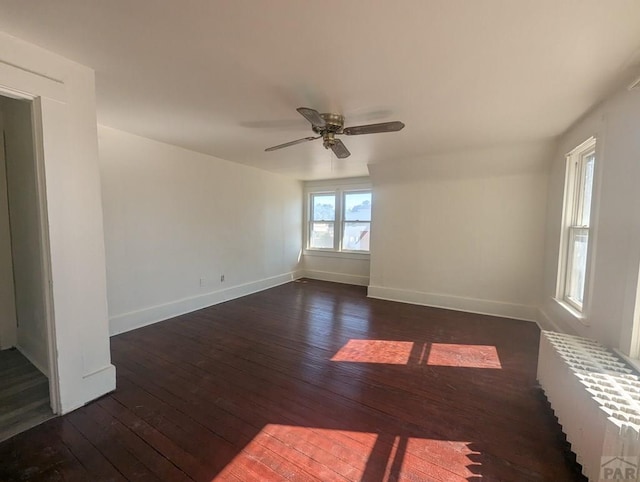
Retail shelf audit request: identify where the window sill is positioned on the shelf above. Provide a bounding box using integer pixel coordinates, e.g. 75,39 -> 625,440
553,297 -> 590,326
303,249 -> 370,261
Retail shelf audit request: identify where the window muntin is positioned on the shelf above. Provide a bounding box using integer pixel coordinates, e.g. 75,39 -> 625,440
561,139 -> 596,312
307,188 -> 372,254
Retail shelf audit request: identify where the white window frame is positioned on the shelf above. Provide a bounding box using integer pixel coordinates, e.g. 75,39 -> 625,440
628,265 -> 640,359
556,136 -> 596,315
308,191 -> 339,252
304,179 -> 372,258
341,190 -> 372,253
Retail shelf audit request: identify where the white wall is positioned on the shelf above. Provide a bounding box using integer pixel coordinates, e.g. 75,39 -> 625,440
0,31 -> 115,413
98,126 -> 302,335
540,85 -> 640,355
368,142 -> 554,321
1,96 -> 49,372
0,110 -> 17,350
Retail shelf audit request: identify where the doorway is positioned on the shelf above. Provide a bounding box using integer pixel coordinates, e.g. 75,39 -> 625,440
0,95 -> 55,441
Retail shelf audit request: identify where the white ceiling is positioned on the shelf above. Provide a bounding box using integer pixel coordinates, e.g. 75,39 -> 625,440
0,1 -> 639,180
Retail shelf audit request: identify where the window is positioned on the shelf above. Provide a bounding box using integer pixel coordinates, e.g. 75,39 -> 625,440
559,137 -> 596,313
307,187 -> 372,254
309,193 -> 336,249
342,191 -> 371,252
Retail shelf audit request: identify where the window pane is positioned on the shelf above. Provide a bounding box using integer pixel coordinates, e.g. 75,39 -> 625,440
344,192 -> 372,221
312,194 -> 335,221
580,153 -> 595,226
342,222 -> 370,251
310,222 -> 334,249
566,228 -> 589,307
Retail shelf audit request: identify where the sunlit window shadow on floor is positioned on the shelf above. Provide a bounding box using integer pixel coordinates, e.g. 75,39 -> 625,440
331,339 -> 502,369
212,424 -> 480,481
331,339 -> 414,364
427,343 -> 502,369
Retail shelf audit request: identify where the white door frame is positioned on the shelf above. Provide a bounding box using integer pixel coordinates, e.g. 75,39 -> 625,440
0,87 -> 60,414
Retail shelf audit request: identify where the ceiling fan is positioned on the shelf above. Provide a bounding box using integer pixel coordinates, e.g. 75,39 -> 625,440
265,107 -> 405,159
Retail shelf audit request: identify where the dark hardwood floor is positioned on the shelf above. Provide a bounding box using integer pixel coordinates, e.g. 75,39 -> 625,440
0,349 -> 53,443
0,279 -> 578,481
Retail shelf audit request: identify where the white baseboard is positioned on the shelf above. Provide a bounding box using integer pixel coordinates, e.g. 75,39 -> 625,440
109,271 -> 302,336
367,285 -> 538,322
60,364 -> 116,414
301,269 -> 369,286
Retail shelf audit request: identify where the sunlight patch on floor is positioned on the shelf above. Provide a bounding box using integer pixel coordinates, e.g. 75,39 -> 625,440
212,424 -> 378,480
331,339 -> 414,364
212,424 -> 480,481
331,340 -> 502,369
427,343 -> 502,369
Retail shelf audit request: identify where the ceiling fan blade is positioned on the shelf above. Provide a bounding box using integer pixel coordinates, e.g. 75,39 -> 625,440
265,136 -> 320,152
343,121 -> 405,136
331,139 -> 351,159
297,107 -> 326,127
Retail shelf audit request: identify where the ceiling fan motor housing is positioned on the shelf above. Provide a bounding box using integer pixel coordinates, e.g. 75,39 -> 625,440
313,113 -> 345,134
313,113 -> 344,149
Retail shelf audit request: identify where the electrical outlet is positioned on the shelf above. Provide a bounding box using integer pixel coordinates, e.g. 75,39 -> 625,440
220,274 -> 225,282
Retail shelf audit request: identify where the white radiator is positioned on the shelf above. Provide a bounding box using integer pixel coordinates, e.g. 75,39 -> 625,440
537,331 -> 640,481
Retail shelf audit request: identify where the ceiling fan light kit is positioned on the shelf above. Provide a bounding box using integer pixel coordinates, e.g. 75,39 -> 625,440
265,107 -> 405,159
